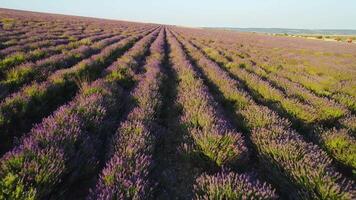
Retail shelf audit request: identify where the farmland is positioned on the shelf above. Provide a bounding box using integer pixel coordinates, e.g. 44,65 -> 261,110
0,8 -> 355,200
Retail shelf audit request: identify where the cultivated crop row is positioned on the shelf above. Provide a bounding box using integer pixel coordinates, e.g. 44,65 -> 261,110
170,30 -> 354,199
0,27 -> 158,154
0,25 -> 162,199
173,30 -> 356,177
166,30 -> 278,199
89,27 -> 165,200
0,9 -> 355,199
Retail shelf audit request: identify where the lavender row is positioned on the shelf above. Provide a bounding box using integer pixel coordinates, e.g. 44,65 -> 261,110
184,35 -> 356,176
191,38 -> 356,132
0,23 -> 122,57
206,43 -> 341,123
0,20 -> 111,51
0,29 -> 154,155
194,171 -> 277,200
0,38 -> 75,74
1,29 -> 122,59
0,28 -> 77,51
167,30 -> 279,199
167,30 -> 248,167
104,27 -> 161,86
198,39 -> 350,119
0,30 -> 27,43
0,19 -> 77,36
0,79 -> 123,199
88,27 -> 165,200
0,31 -> 111,74
200,39 -> 356,133
0,31 -> 121,77
1,37 -> 71,58
0,30 -> 108,58
196,31 -> 356,118
174,30 -> 355,199
0,27 -> 160,200
0,23 -> 134,51
0,33 -> 131,100
174,27 -> 356,118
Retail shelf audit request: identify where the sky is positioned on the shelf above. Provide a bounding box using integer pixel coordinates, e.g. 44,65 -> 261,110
0,0 -> 355,29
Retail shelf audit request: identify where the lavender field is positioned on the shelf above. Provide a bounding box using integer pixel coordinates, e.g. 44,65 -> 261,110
0,8 -> 355,200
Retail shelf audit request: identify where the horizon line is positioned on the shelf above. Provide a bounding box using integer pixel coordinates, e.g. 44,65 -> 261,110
1,7 -> 355,31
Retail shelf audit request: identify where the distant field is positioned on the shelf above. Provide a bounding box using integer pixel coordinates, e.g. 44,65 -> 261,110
207,27 -> 356,43
0,8 -> 355,200
276,34 -> 356,44
210,27 -> 356,35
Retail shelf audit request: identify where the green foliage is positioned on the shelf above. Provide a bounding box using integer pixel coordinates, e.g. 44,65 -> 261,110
23,84 -> 44,98
224,62 -> 239,69
263,65 -> 283,73
238,63 -> 246,69
0,83 -> 47,128
0,95 -> 27,127
323,131 -> 356,171
301,81 -> 332,96
320,106 -> 345,121
3,39 -> 17,46
193,131 -> 241,166
0,53 -> 26,72
333,93 -> 356,113
203,47 -> 229,66
30,49 -> 46,60
3,66 -> 35,88
106,68 -> 135,89
103,172 -> 115,186
79,38 -> 92,45
1,18 -> 16,30
280,99 -> 316,123
241,105 -> 274,128
68,36 -> 78,42
82,86 -> 105,96
0,149 -> 64,200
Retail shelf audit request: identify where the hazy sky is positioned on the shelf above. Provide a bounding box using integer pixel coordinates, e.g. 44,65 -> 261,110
1,0 -> 355,29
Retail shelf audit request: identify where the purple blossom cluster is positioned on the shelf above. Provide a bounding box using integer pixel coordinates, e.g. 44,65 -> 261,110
198,30 -> 355,169
174,28 -> 356,113
167,30 -> 248,167
0,30 -> 124,79
1,33 -> 65,49
172,29 -> 355,199
188,30 -> 354,135
0,29 -> 155,154
0,33 -> 128,99
194,170 -> 278,199
0,79 -> 123,199
166,30 -> 282,199
88,28 -> 165,200
0,38 -> 71,58
0,18 -> 132,62
105,27 -> 161,75
188,36 -> 356,172
0,32 -> 93,63
0,30 -> 27,43
1,8 -> 354,199
52,31 -> 149,81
